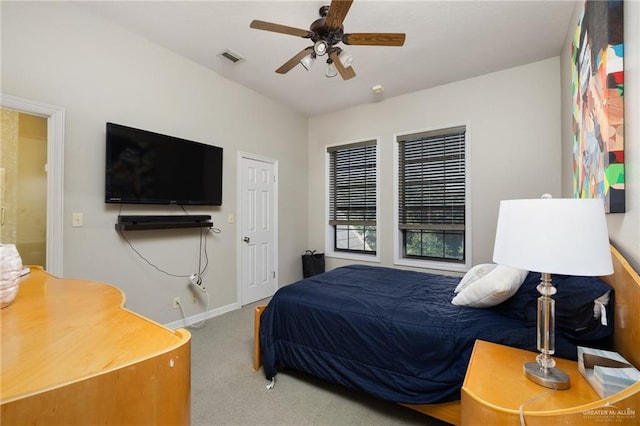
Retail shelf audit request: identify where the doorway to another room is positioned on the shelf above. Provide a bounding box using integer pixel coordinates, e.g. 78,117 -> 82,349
0,94 -> 64,276
1,109 -> 47,267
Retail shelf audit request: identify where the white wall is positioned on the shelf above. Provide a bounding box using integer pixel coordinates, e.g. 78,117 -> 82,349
1,2 -> 309,324
561,0 -> 640,271
4,1 -> 634,328
308,58 -> 562,272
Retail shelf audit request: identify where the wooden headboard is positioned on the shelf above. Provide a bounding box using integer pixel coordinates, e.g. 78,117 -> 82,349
599,244 -> 640,368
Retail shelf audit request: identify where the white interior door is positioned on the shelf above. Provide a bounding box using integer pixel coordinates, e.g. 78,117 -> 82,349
240,155 -> 277,305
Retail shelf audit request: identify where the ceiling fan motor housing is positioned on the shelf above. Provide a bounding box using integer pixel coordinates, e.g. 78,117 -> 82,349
310,18 -> 344,47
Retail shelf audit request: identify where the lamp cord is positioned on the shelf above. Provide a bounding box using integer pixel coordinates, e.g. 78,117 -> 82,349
518,387 -> 557,426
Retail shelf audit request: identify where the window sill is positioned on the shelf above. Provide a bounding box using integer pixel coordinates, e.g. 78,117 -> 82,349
326,251 -> 380,264
394,257 -> 468,273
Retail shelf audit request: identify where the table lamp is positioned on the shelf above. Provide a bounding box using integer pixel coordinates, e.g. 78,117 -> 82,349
492,195 -> 613,390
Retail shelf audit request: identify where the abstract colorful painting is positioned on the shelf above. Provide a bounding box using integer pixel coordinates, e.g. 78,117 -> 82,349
572,0 -> 624,213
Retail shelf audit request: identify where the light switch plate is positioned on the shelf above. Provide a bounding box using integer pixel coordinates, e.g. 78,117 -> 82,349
72,212 -> 83,227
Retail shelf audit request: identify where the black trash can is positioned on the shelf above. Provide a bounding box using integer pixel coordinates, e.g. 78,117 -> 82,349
302,250 -> 325,278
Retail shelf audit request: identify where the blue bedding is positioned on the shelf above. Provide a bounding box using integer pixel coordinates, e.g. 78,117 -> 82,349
260,264 -> 579,404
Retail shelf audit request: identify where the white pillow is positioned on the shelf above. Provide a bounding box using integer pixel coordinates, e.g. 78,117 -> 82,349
454,263 -> 498,293
451,265 -> 529,308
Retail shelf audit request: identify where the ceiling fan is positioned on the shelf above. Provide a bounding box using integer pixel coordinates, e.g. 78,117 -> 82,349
250,0 -> 406,80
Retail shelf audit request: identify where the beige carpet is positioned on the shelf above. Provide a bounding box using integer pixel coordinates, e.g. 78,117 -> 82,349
189,300 -> 451,425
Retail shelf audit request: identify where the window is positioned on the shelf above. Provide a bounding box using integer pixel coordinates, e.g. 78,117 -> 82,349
397,126 -> 466,263
327,141 -> 377,255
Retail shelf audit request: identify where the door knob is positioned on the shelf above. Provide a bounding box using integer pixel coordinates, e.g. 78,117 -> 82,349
243,236 -> 250,243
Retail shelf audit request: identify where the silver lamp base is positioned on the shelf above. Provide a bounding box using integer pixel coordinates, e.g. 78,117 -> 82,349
524,362 -> 571,390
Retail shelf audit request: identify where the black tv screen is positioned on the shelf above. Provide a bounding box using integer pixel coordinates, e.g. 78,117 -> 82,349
105,123 -> 223,206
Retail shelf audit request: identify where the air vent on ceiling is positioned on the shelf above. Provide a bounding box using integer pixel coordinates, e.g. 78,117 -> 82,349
219,49 -> 245,64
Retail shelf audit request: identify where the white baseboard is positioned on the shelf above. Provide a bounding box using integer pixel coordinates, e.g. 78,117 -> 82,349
164,301 -> 241,330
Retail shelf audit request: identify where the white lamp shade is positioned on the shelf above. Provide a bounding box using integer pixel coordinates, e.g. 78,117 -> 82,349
493,198 -> 613,276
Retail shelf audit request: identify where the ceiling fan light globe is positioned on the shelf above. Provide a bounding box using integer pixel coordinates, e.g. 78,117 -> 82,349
326,62 -> 338,78
314,40 -> 328,56
338,51 -> 353,68
300,54 -> 315,71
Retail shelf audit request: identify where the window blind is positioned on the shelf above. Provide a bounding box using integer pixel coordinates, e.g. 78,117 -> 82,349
398,127 -> 466,231
328,141 -> 377,227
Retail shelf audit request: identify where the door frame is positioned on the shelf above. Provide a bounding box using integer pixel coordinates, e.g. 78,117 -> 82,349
1,93 -> 65,276
236,151 -> 278,305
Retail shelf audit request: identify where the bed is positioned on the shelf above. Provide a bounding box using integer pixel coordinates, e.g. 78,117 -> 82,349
253,245 -> 640,424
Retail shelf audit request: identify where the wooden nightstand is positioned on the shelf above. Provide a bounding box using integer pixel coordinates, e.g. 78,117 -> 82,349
461,340 -> 639,425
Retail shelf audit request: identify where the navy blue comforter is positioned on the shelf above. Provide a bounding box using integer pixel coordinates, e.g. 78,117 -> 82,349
260,264 -> 576,404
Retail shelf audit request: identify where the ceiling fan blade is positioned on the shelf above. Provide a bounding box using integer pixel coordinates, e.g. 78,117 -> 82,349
275,47 -> 314,74
329,50 -> 356,80
325,0 -> 354,29
250,20 -> 313,38
343,32 -> 406,46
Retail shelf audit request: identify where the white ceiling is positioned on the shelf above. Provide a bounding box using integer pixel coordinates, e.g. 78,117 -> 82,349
79,0 -> 577,117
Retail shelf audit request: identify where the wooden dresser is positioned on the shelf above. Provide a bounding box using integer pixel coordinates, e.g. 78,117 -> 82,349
0,266 -> 191,425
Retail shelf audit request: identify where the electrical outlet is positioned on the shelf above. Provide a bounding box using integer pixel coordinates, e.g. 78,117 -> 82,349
173,297 -> 181,309
192,294 -> 196,304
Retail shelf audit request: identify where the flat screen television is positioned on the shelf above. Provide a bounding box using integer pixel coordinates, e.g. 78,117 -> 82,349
105,122 -> 223,206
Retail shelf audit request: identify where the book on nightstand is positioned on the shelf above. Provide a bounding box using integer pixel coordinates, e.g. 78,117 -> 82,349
577,346 -> 640,398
